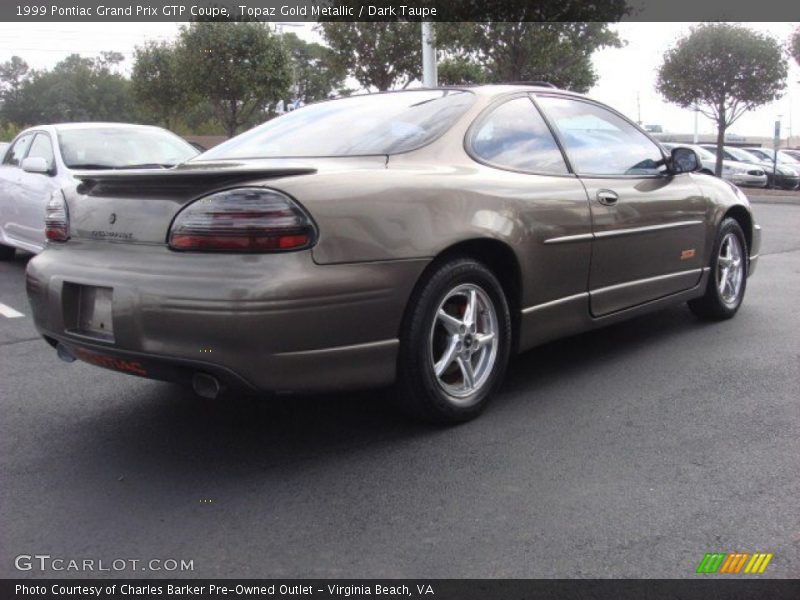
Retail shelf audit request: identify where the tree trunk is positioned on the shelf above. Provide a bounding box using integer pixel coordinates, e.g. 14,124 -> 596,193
714,122 -> 726,177
714,103 -> 727,177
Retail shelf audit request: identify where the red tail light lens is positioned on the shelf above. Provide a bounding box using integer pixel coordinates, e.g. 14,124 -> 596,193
168,188 -> 316,252
45,190 -> 70,242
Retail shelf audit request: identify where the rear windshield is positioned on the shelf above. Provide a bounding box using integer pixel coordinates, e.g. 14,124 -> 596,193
200,90 -> 475,160
58,127 -> 198,169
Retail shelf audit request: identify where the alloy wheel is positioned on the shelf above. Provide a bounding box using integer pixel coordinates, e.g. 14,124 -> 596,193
429,283 -> 499,403
717,232 -> 744,306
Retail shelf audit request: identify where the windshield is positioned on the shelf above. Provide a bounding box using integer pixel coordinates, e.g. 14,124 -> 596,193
58,127 -> 199,169
748,148 -> 800,164
200,90 -> 475,160
725,147 -> 763,163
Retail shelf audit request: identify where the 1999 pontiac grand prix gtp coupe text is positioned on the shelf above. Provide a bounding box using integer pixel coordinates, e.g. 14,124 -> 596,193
25,85 -> 761,423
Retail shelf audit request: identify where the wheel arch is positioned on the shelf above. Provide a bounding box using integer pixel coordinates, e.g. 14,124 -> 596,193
400,237 -> 523,351
723,205 -> 753,254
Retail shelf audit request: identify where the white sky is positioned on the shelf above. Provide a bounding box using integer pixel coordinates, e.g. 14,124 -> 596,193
0,21 -> 797,139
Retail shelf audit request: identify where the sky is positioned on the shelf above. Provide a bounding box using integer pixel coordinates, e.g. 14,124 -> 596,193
0,21 -> 797,140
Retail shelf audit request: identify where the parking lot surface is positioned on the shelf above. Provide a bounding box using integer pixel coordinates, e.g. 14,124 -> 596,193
1,198 -> 798,578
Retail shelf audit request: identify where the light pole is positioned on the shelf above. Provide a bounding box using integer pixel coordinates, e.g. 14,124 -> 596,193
421,22 -> 437,87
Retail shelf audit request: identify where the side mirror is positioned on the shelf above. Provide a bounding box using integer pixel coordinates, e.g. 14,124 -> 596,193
670,147 -> 701,174
21,156 -> 51,174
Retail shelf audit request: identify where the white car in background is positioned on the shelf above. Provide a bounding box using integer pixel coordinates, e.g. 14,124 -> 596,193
0,123 -> 199,258
662,143 -> 767,188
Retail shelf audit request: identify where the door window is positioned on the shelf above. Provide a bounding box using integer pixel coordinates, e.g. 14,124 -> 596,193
27,133 -> 55,172
2,133 -> 34,167
538,96 -> 665,176
470,97 -> 568,174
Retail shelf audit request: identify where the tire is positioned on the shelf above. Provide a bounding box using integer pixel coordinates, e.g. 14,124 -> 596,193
396,257 -> 512,424
0,244 -> 15,260
688,218 -> 748,320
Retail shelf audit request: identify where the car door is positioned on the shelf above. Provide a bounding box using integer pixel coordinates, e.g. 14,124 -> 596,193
536,94 -> 707,317
0,131 -> 35,247
467,94 -> 593,347
15,131 -> 59,250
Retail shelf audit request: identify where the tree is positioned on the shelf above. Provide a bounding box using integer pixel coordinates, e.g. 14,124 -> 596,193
657,24 -> 788,176
281,32 -> 346,103
435,22 -> 623,92
437,56 -> 486,86
0,56 -> 32,126
132,41 -> 188,129
319,22 -> 421,91
177,22 -> 291,137
791,27 -> 800,66
7,53 -> 132,125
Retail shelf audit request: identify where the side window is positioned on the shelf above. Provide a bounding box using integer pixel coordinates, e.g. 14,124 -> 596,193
537,96 -> 665,176
27,133 -> 55,172
470,97 -> 568,174
2,133 -> 34,167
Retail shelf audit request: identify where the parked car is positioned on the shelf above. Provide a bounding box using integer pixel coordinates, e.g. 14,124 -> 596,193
0,141 -> 9,157
0,123 -> 199,257
701,144 -> 800,190
743,147 -> 800,169
26,86 -> 760,423
661,142 -> 766,188
782,149 -> 800,162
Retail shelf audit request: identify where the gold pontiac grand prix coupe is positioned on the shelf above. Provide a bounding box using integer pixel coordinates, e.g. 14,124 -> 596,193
25,85 -> 761,423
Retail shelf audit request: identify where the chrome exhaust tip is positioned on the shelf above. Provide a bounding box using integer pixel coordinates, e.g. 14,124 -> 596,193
192,372 -> 221,400
56,343 -> 76,363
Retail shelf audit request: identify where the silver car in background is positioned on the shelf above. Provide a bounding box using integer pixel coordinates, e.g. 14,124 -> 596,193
662,143 -> 766,188
702,144 -> 800,190
0,123 -> 199,258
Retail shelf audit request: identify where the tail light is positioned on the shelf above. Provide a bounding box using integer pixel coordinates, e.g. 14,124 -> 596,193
45,190 -> 70,242
168,187 -> 316,252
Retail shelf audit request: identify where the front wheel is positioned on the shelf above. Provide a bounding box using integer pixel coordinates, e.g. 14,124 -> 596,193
0,244 -> 15,260
688,218 -> 747,320
396,258 -> 511,424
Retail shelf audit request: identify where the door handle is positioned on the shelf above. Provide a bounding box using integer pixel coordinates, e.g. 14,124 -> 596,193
596,189 -> 619,206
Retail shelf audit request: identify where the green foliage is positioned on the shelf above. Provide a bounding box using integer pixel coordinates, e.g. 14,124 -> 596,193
281,32 -> 346,103
1,53 -> 132,126
436,22 -> 623,92
0,56 -> 32,126
131,41 -> 188,129
177,21 -> 291,136
438,56 -> 487,86
319,22 -> 421,91
657,23 -> 788,175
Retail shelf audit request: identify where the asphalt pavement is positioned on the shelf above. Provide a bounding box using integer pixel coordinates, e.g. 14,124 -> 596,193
1,198 -> 798,578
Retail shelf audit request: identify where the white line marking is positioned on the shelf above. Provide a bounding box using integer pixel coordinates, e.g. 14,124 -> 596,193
0,303 -> 25,318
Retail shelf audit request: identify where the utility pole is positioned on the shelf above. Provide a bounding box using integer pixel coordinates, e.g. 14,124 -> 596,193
693,105 -> 699,144
421,22 -> 437,87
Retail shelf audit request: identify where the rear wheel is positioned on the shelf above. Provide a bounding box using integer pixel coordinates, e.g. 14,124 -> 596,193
688,218 -> 747,320
0,244 -> 15,260
396,258 -> 511,424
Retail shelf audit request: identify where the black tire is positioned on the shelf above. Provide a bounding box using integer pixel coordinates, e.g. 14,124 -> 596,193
688,218 -> 748,320
396,257 -> 512,424
0,244 -> 15,260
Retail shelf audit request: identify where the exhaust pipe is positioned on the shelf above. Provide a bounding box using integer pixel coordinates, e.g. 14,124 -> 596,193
192,372 -> 222,400
56,343 -> 76,363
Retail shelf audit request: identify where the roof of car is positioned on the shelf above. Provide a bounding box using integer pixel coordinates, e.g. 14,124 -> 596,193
50,122 -> 164,131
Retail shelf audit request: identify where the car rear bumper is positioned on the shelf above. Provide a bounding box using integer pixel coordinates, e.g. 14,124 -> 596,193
26,241 -> 428,393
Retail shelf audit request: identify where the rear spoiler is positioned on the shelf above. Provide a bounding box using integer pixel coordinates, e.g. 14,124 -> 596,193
73,160 -> 317,189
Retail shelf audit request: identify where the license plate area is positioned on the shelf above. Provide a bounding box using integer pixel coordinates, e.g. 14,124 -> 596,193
63,283 -> 115,342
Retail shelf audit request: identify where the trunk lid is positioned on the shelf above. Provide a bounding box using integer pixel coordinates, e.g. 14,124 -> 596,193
65,157 -> 383,245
